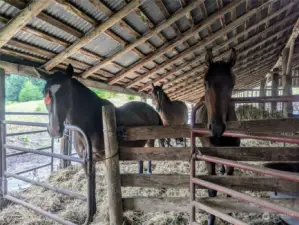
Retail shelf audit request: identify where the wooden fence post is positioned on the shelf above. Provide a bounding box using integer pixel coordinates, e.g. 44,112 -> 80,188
259,78 -> 266,111
0,68 -> 6,209
102,105 -> 123,225
271,68 -> 279,113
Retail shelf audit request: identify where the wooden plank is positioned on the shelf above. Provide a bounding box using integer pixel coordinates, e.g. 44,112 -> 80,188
0,68 -> 6,209
121,119 -> 299,140
103,105 -> 123,225
123,197 -> 299,213
43,0 -> 143,71
0,60 -> 145,97
81,1 -> 202,79
121,174 -> 299,193
0,0 -> 54,48
119,147 -> 299,161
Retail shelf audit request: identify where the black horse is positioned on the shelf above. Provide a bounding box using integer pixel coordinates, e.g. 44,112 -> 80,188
39,64 -> 165,176
195,48 -> 240,225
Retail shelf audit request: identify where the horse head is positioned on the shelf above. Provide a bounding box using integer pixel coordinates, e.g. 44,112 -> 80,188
204,48 -> 237,137
38,64 -> 74,138
151,83 -> 165,112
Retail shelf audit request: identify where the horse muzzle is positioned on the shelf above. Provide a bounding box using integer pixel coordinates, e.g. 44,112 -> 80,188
47,126 -> 63,138
209,120 -> 226,137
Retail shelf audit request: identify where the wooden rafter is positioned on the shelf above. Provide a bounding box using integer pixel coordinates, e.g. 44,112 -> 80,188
106,0 -> 242,85
43,0 -> 144,71
143,6 -> 297,94
127,0 -> 275,90
0,0 -> 54,48
80,1 -> 203,79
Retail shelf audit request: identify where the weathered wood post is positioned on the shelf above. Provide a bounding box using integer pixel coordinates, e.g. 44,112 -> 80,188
271,68 -> 279,113
282,46 -> 294,117
259,78 -> 266,111
102,105 -> 123,225
0,68 -> 6,209
59,130 -> 71,168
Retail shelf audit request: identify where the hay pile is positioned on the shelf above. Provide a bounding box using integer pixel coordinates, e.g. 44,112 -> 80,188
236,105 -> 283,120
0,138 -> 290,225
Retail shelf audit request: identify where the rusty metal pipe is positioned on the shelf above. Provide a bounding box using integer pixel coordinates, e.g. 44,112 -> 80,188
4,195 -> 76,225
4,144 -> 85,163
196,154 -> 299,182
192,129 -> 299,144
6,172 -> 87,201
232,95 -> 299,103
191,178 -> 299,219
191,201 -> 247,225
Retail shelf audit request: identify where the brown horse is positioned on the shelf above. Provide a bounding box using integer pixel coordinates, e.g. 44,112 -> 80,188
151,84 -> 188,146
195,48 -> 240,225
39,64 -> 165,176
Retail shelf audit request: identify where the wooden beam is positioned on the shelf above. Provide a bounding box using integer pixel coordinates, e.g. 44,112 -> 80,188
81,1 -> 202,79
162,10 -> 298,92
0,60 -> 145,96
0,0 -> 54,48
124,0 -> 276,89
123,197 -> 299,214
107,0 -> 242,85
121,174 -> 299,192
271,18 -> 299,71
121,118 -> 299,141
119,147 -> 299,162
43,0 -> 143,71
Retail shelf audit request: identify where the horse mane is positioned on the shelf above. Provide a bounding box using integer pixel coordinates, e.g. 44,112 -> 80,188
71,78 -> 112,106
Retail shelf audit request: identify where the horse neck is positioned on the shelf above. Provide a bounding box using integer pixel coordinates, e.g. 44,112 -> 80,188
159,92 -> 172,111
67,79 -> 111,134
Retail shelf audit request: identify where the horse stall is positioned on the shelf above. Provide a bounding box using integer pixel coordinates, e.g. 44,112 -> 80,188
1,0 -> 299,225
96,94 -> 299,225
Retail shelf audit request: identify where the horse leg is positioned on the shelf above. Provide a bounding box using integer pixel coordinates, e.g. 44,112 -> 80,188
226,166 -> 234,198
138,161 -> 144,174
206,161 -> 217,225
146,140 -> 155,175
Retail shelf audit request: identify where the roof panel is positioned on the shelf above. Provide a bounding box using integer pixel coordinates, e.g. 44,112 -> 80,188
44,2 -> 93,34
140,1 -> 165,25
84,34 -> 122,57
113,51 -> 140,67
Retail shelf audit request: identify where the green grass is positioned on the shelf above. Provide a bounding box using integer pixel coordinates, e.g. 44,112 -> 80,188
6,100 -> 47,113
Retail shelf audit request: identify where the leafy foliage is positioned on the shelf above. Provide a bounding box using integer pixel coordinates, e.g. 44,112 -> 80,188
19,81 -> 43,102
127,95 -> 136,100
5,74 -> 45,102
92,89 -> 117,99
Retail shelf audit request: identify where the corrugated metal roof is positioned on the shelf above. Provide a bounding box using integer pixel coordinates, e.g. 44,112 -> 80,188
45,2 -> 93,34
0,0 -> 297,101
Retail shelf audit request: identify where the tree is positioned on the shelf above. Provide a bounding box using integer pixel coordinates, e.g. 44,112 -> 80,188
5,74 -> 45,102
18,81 -> 43,102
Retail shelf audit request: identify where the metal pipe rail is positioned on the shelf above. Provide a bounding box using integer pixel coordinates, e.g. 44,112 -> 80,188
1,123 -> 96,225
189,100 -> 299,224
232,95 -> 299,103
5,112 -> 48,115
6,129 -> 48,137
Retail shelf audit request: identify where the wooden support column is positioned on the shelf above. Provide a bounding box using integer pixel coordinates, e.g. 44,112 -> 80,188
141,96 -> 147,103
271,68 -> 279,113
102,105 -> 123,225
0,68 -> 6,209
259,78 -> 266,111
282,41 -> 295,117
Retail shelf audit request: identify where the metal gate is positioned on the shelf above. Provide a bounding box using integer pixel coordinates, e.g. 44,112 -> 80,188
0,119 -> 96,225
189,95 -> 299,224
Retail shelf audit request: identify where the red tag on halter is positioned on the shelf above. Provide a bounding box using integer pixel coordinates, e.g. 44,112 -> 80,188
44,92 -> 51,105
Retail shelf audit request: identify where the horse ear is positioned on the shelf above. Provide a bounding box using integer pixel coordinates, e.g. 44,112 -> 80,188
151,83 -> 155,89
160,83 -> 164,89
66,64 -> 74,78
36,67 -> 51,81
229,48 -> 237,67
205,49 -> 213,66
